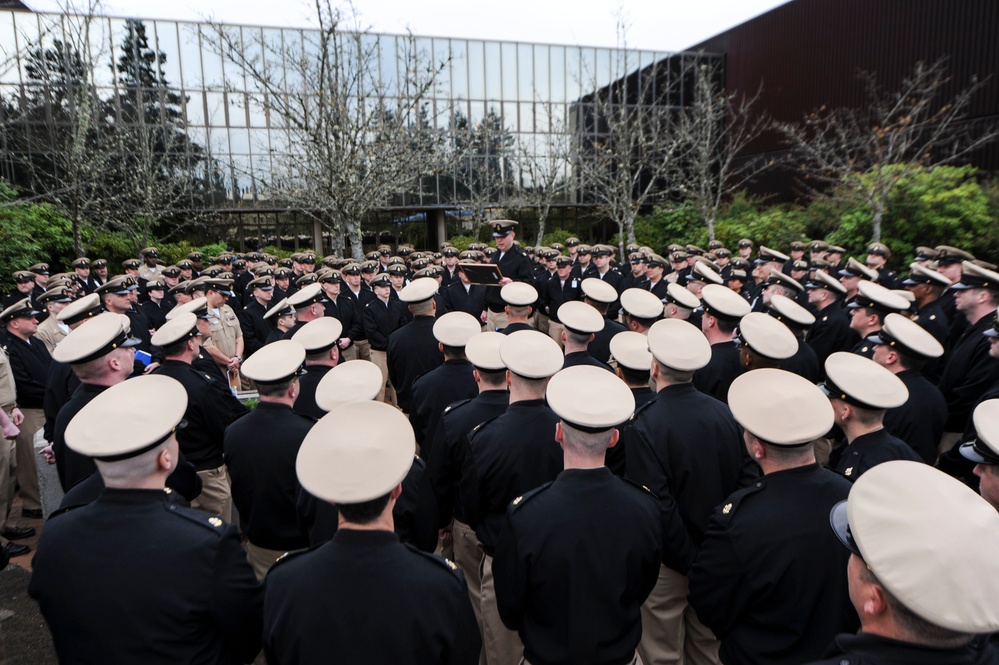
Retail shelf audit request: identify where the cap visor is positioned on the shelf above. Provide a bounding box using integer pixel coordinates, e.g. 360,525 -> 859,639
983,328 -> 999,338
950,282 -> 973,290
829,500 -> 860,556
865,334 -> 882,346
122,336 -> 143,349
959,441 -> 987,464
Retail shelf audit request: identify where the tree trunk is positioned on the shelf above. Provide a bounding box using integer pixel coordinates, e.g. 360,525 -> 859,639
72,207 -> 84,257
345,220 -> 363,260
624,210 -> 637,245
705,215 -> 716,242
871,206 -> 883,243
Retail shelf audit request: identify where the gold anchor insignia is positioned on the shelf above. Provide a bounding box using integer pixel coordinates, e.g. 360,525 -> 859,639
208,517 -> 223,527
722,503 -> 733,514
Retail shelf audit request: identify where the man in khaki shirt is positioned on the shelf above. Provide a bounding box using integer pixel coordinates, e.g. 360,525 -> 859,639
33,287 -> 74,353
203,280 -> 244,389
0,344 -> 26,557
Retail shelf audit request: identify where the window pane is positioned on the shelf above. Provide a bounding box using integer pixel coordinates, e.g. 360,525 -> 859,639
467,39 -> 483,100
449,40 -> 467,99
501,42 -> 517,101
517,43 -> 532,99
533,44 -> 549,101
483,41 -> 501,101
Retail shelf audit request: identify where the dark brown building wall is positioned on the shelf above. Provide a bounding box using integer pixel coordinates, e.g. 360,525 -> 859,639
688,0 -> 999,198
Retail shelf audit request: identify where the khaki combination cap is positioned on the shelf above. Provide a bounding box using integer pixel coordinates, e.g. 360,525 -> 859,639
557,301 -> 604,334
608,331 -> 653,372
820,352 -> 909,409
902,263 -> 952,288
264,298 -> 295,321
830,460 -> 999,633
52,312 -> 141,365
547,366 -> 635,430
241,339 -> 306,384
464,331 -> 507,371
315,360 -> 384,413
581,278 -> 618,304
806,269 -> 848,295
500,282 -> 538,306
767,294 -> 815,330
287,283 -> 327,309
399,278 -> 439,304
953,261 -> 999,291
838,257 -> 878,281
647,319 -> 711,371
847,281 -> 912,315
293,317 -> 343,354
0,298 -> 39,323
65,375 -> 187,460
867,312 -> 944,360
499,330 -> 563,379
663,282 -> 701,310
56,293 -> 102,326
297,401 -> 414,504
166,296 -> 210,320
620,288 -> 665,320
729,368 -> 834,445
701,284 -> 751,321
737,312 -> 798,360
151,312 -> 200,347
766,269 -> 804,293
687,261 -> 723,285
433,311 -> 481,347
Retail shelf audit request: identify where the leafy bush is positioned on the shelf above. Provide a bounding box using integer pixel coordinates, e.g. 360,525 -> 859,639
0,182 -> 76,287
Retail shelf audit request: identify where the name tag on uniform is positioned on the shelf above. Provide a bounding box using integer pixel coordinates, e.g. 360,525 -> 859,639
571,280 -> 578,288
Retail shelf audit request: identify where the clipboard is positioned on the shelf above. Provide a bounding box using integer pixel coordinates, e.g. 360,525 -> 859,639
458,264 -> 504,286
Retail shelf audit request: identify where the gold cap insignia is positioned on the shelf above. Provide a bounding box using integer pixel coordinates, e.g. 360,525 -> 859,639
722,503 -> 733,514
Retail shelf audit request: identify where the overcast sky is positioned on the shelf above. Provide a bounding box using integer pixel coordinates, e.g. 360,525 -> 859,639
26,0 -> 790,52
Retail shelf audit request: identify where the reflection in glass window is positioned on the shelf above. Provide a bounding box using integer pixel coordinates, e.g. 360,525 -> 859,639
517,43 -> 532,99
483,42 -> 500,101
449,40 -> 467,99
467,40 -> 484,100
534,44 -> 549,101
501,42 -> 517,102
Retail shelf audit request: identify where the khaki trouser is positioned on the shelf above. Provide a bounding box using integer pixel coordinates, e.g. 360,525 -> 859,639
370,349 -> 397,406
486,310 -> 509,333
354,339 -> 372,361
523,655 -> 641,665
481,553 -> 524,665
341,344 -> 358,362
939,431 -> 963,459
535,312 -> 550,336
638,564 -> 720,665
14,408 -> 42,511
548,321 -> 565,350
0,432 -> 14,541
453,520 -> 486,665
193,465 -> 232,523
245,541 -> 297,581
811,436 -> 835,467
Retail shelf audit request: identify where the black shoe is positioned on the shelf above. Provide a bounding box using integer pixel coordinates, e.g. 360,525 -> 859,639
2,542 -> 29,557
1,525 -> 35,540
21,508 -> 42,519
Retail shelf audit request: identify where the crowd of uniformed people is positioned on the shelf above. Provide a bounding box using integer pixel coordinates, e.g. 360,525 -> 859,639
1,219 -> 998,664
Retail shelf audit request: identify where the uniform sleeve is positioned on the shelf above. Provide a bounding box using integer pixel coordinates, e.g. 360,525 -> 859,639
448,572 -> 484,665
208,526 -> 264,662
344,300 -> 364,341
363,305 -> 389,349
394,460 -> 439,552
459,436 -> 484,529
238,308 -> 264,357
625,428 -> 695,572
686,509 -> 751,639
428,418 -> 457,528
9,344 -> 47,404
492,512 -> 527,632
